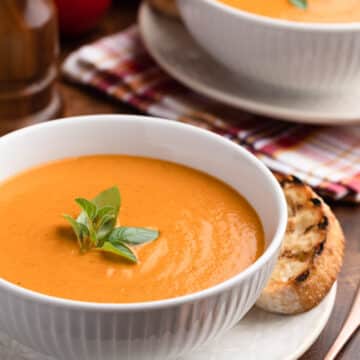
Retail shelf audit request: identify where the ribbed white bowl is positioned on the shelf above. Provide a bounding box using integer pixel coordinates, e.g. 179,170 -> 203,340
178,0 -> 360,93
0,116 -> 287,360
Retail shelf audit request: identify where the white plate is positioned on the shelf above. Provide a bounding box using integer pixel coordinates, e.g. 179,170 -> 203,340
0,284 -> 337,360
139,3 -> 360,125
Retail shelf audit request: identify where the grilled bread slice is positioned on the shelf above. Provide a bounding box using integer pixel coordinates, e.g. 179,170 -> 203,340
146,0 -> 180,17
256,174 -> 344,314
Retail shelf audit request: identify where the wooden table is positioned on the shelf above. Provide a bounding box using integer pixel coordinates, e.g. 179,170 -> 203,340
5,1 -> 360,359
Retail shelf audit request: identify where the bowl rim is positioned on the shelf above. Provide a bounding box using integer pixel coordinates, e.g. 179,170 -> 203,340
0,115 -> 287,311
189,0 -> 360,31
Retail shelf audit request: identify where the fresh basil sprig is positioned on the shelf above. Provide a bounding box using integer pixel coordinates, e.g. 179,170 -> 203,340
289,0 -> 308,9
63,187 -> 159,263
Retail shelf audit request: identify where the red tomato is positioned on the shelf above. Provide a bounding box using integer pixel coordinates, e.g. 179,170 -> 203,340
54,0 -> 111,36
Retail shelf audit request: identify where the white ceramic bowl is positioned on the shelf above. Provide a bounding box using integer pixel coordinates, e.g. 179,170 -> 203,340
177,0 -> 360,93
0,115 -> 287,360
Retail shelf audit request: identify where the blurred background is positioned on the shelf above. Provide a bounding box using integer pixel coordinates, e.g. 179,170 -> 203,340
0,0 -> 141,134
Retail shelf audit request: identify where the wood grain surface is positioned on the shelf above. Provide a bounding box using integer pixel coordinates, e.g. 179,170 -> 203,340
2,1 -> 359,359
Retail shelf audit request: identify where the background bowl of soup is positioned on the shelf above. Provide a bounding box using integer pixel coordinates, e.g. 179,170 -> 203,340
0,115 -> 287,360
177,0 -> 360,93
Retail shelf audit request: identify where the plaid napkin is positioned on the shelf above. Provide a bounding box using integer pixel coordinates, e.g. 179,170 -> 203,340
62,26 -> 360,203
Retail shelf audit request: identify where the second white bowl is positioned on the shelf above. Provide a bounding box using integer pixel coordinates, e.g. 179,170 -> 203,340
178,0 -> 360,93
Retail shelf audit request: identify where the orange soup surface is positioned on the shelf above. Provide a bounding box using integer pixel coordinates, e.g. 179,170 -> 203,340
0,156 -> 264,303
218,0 -> 360,23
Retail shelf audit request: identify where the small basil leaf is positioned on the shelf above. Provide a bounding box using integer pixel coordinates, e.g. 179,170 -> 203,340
99,242 -> 137,263
77,187 -> 120,227
75,198 -> 97,221
96,206 -> 116,223
63,215 -> 89,247
109,227 -> 159,245
63,214 -> 82,238
289,0 -> 307,9
98,214 -> 116,229
78,222 -> 90,238
92,187 -> 121,219
96,214 -> 117,241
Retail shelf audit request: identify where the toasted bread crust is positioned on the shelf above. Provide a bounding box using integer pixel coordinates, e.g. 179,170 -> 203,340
146,0 -> 179,17
256,175 -> 344,314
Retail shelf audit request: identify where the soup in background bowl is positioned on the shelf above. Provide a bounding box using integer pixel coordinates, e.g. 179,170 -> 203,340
178,0 -> 360,93
0,115 -> 287,360
218,0 -> 360,23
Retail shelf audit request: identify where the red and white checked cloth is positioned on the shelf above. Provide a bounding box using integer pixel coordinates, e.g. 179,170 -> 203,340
62,26 -> 360,203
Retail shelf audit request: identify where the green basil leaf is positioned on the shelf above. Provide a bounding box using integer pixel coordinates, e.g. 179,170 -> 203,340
75,198 -> 97,221
99,241 -> 137,263
77,187 -> 120,228
98,214 -> 116,229
96,214 -> 117,241
63,186 -> 159,264
96,206 -> 116,222
78,222 -> 90,237
63,214 -> 81,238
289,0 -> 307,9
63,214 -> 89,245
109,227 -> 159,245
92,187 -> 121,218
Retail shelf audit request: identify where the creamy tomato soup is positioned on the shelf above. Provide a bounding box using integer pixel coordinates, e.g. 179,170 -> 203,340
0,155 -> 264,303
218,0 -> 360,23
